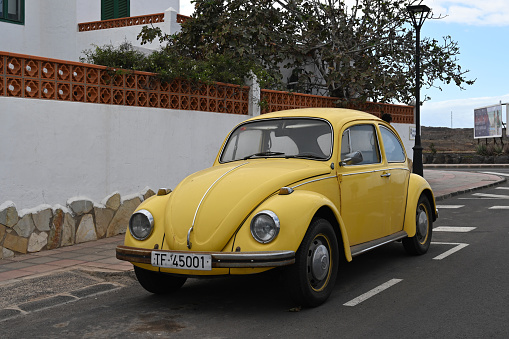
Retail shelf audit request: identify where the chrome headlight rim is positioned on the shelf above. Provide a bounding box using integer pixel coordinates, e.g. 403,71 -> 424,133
129,209 -> 154,241
250,210 -> 280,244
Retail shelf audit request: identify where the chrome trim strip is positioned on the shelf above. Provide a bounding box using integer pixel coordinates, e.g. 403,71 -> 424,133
350,231 -> 408,257
342,167 -> 410,177
187,162 -> 249,249
291,175 -> 337,189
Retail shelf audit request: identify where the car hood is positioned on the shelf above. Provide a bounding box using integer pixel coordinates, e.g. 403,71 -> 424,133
163,160 -> 332,251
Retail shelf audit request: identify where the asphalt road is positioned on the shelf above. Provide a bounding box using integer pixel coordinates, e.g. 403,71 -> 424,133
2,171 -> 509,338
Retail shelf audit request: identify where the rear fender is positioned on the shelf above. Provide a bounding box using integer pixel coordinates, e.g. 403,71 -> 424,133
404,174 -> 438,237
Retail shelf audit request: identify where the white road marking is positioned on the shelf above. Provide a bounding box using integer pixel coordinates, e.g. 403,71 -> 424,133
436,205 -> 464,209
495,187 -> 509,190
481,171 -> 509,177
343,279 -> 402,307
431,242 -> 469,260
488,206 -> 509,210
458,197 -> 500,200
434,226 -> 476,232
472,193 -> 509,199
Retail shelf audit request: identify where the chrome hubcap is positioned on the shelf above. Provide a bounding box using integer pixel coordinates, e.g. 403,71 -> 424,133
311,244 -> 330,281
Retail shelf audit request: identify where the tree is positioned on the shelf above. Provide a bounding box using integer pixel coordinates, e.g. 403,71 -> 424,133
141,0 -> 473,105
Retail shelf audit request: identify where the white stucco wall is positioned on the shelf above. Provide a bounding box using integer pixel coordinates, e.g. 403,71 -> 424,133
0,97 -> 246,210
77,8 -> 181,59
0,96 -> 414,210
392,122 -> 415,160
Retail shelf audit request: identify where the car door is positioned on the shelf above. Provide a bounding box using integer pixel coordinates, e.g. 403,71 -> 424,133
339,123 -> 388,245
378,124 -> 410,235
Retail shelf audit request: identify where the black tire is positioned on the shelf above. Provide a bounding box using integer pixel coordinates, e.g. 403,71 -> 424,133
403,195 -> 433,255
134,266 -> 187,294
285,218 -> 339,307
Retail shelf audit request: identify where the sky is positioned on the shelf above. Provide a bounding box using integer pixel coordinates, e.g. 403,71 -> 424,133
178,0 -> 509,128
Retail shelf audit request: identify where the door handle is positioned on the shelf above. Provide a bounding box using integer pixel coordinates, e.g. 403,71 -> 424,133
381,172 -> 391,178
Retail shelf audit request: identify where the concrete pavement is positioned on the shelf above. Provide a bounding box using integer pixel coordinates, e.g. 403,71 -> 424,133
0,169 -> 506,284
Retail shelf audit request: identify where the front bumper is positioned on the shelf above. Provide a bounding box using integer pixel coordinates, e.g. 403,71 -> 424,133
116,245 -> 295,268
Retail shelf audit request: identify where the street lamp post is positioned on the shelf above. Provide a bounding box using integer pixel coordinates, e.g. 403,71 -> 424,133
407,4 -> 431,177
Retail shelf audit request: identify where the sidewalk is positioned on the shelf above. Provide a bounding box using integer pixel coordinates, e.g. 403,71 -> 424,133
0,169 -> 506,284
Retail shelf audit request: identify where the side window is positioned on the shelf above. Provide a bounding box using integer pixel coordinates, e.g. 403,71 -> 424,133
101,0 -> 130,20
0,0 -> 24,24
380,126 -> 406,163
341,124 -> 381,165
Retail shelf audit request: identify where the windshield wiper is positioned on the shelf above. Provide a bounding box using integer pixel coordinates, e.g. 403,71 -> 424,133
243,151 -> 286,160
285,153 -> 326,160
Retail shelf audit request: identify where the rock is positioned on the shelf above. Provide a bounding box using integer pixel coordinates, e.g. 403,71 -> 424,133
13,214 -> 35,238
28,232 -> 48,252
2,247 -> 14,259
32,207 -> 53,232
0,224 -> 6,242
76,214 -> 97,243
48,208 -> 64,250
495,155 -> 509,164
94,206 -> 115,238
61,213 -> 76,247
0,201 -> 19,227
67,198 -> 94,216
4,232 -> 28,254
107,197 -> 142,237
142,188 -> 155,201
104,192 -> 121,211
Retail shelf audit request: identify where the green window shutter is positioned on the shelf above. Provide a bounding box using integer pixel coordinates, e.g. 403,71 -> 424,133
117,0 -> 129,18
101,0 -> 114,20
101,0 -> 129,20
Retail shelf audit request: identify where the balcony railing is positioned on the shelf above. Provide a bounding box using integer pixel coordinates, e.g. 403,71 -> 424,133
78,13 -> 165,32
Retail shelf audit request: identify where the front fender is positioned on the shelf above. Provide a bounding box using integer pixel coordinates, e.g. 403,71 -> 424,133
403,173 -> 438,237
231,190 -> 353,262
123,194 -> 171,256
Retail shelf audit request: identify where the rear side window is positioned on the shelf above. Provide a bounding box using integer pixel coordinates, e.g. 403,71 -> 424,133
380,125 -> 406,163
341,124 -> 381,165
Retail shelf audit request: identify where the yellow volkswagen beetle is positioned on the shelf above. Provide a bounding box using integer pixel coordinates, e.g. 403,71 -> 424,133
116,108 -> 437,307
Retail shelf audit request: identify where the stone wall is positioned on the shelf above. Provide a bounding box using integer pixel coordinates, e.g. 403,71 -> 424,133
423,152 -> 509,164
0,189 -> 154,259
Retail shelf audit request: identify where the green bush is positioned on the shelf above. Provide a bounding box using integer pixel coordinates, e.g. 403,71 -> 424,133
475,143 -> 488,156
80,41 -> 281,90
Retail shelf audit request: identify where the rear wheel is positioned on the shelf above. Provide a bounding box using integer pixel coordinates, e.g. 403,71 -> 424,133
134,266 -> 187,294
403,195 -> 433,255
285,218 -> 339,307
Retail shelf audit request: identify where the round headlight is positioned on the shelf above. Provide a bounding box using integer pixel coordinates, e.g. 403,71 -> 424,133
250,210 -> 280,244
129,209 -> 154,240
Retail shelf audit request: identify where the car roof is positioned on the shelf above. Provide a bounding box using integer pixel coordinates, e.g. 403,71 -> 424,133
247,108 -> 382,127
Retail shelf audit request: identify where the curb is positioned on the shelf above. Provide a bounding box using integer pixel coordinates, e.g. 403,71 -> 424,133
434,176 -> 507,201
424,164 -> 509,169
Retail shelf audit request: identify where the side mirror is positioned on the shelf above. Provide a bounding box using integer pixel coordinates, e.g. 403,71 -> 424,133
340,151 -> 363,166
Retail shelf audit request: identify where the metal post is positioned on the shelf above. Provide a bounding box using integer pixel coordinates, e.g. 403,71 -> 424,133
407,5 -> 431,177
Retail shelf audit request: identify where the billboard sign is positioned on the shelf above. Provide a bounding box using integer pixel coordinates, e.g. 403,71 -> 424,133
474,104 -> 503,139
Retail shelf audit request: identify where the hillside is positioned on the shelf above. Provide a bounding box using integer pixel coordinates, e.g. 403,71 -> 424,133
421,126 -> 476,152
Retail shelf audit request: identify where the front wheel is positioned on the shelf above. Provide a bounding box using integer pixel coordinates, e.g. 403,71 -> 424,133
403,195 -> 433,255
285,218 -> 339,307
134,266 -> 187,294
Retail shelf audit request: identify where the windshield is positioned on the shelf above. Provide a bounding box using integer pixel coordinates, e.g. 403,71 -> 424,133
220,118 -> 333,163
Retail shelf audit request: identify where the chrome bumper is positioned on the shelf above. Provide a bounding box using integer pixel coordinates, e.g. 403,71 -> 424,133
116,245 -> 295,268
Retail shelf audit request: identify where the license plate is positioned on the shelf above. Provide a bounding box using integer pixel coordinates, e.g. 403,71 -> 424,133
151,251 -> 212,271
